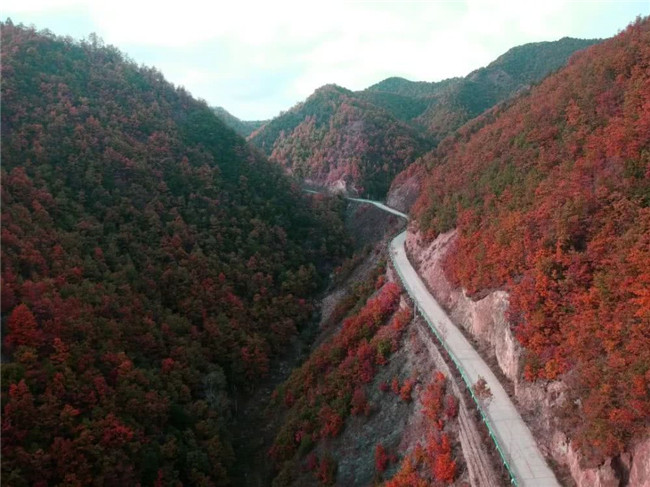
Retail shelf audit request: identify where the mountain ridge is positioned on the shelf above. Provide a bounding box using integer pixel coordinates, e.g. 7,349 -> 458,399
365,36 -> 599,139
249,83 -> 432,198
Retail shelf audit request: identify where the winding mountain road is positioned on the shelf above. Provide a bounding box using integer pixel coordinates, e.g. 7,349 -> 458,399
304,191 -> 409,220
344,195 -> 559,486
346,197 -> 409,220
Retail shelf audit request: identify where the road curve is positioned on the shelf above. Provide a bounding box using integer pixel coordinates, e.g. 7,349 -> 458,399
346,197 -> 409,220
305,191 -> 560,485
303,190 -> 409,220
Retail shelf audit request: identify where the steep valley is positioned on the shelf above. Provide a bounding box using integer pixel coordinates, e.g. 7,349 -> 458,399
2,13 -> 649,487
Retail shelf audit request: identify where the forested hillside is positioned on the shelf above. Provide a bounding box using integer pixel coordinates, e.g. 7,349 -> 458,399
1,22 -> 350,485
366,37 -> 597,141
248,84 -> 432,198
412,17 -> 650,464
212,106 -> 266,138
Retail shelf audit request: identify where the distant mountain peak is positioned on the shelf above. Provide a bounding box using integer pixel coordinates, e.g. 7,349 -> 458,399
310,83 -> 353,98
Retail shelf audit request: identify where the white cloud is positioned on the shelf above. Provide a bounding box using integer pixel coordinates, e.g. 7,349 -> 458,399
2,0 -> 648,118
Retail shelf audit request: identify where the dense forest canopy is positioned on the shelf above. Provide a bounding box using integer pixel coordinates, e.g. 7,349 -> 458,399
2,11 -> 648,486
1,21 -> 350,486
412,17 -> 650,464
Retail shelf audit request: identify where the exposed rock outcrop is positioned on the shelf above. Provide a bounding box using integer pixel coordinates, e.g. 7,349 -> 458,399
405,229 -> 521,383
629,438 -> 650,487
385,167 -> 423,214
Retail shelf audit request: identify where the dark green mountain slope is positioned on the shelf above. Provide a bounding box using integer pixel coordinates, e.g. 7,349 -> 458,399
365,75 -> 457,98
365,37 -> 599,141
212,106 -> 266,138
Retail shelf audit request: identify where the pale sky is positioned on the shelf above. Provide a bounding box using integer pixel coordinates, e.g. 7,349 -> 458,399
2,1 -> 648,120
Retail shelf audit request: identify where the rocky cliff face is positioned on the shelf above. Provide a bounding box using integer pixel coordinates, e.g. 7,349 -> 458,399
385,165 -> 423,214
629,440 -> 650,487
405,227 -> 650,487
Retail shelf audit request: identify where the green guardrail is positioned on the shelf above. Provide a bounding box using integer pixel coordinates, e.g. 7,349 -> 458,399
388,240 -> 519,486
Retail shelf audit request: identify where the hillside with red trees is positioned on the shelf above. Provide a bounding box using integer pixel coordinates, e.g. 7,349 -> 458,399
412,17 -> 650,464
1,22 -> 350,485
267,265 -> 465,486
248,84 -> 432,198
268,279 -> 410,484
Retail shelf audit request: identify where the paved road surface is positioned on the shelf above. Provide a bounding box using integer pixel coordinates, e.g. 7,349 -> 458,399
303,190 -> 409,220
346,197 -> 409,220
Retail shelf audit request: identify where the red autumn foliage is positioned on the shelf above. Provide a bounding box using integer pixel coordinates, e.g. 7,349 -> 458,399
351,387 -> 370,416
399,378 -> 416,402
391,377 -> 400,395
5,304 -> 44,350
472,376 -> 492,402
250,85 -> 430,198
99,414 -> 135,448
319,406 -> 344,438
421,371 -> 447,426
412,17 -> 650,462
375,274 -> 386,289
306,452 -> 319,472
430,433 -> 457,483
444,394 -> 459,420
316,454 -> 337,485
375,443 -> 390,473
381,372 -> 459,485
384,456 -> 430,487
